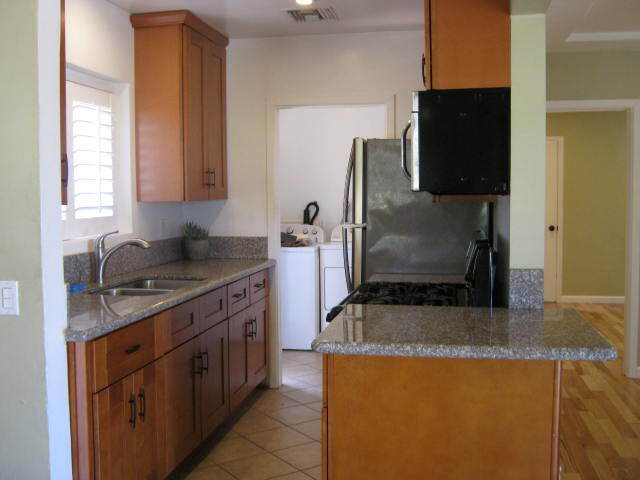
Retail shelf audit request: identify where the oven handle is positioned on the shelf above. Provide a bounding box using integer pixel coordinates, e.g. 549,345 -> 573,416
400,120 -> 412,180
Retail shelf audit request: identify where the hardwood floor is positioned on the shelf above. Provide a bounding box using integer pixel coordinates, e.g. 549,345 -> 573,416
548,303 -> 640,480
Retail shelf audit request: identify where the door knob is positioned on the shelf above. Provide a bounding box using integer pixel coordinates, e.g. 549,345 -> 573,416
548,225 -> 556,232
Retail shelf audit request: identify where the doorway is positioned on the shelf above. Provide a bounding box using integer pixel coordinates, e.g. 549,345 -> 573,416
546,100 -> 640,379
276,103 -> 387,356
544,137 -> 563,302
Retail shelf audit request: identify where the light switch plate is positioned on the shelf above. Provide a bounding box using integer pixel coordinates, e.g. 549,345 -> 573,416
0,281 -> 19,316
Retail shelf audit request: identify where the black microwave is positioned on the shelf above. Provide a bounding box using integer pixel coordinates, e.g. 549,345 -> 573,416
401,88 -> 510,195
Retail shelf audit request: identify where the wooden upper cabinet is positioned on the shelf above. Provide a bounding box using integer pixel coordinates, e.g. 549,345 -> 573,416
425,0 -> 510,89
131,10 -> 228,202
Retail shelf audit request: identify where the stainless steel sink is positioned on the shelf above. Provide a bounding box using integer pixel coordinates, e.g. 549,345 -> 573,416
90,277 -> 204,296
115,278 -> 203,290
97,288 -> 173,296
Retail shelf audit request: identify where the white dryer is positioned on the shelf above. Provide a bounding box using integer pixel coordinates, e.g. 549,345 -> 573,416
319,238 -> 351,331
280,224 -> 324,350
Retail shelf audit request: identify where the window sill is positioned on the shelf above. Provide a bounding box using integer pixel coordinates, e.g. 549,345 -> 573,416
63,232 -> 135,256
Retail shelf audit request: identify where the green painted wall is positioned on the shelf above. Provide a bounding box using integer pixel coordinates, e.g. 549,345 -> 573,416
548,51 -> 640,101
0,0 -> 52,477
510,14 -> 547,269
547,112 -> 628,296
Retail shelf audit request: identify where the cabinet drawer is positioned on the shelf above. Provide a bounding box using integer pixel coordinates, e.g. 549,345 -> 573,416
92,317 -> 157,392
200,286 -> 228,332
228,277 -> 250,316
249,270 -> 268,304
155,298 -> 200,354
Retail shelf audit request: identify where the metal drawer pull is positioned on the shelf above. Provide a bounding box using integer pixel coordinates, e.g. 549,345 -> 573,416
232,288 -> 247,303
202,350 -> 209,373
129,394 -> 137,428
195,354 -> 204,375
138,389 -> 146,421
125,344 -> 142,355
253,281 -> 265,290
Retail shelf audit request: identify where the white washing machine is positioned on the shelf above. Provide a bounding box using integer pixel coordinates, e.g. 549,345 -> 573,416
319,229 -> 351,331
280,223 -> 324,350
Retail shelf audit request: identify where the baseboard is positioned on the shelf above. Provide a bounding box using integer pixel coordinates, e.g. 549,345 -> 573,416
559,295 -> 625,304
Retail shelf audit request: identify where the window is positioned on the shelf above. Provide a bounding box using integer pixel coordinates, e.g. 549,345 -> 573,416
63,80 -> 117,239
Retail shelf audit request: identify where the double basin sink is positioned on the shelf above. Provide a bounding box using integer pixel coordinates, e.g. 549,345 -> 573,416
92,278 -> 203,296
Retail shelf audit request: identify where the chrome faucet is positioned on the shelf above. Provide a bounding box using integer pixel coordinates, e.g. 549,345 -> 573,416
94,231 -> 151,284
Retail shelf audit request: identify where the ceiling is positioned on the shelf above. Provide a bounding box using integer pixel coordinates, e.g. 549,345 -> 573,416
109,0 -> 640,52
547,0 -> 640,52
107,0 -> 425,38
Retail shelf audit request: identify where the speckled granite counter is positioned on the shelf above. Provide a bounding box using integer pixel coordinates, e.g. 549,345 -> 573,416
311,305 -> 616,361
66,258 -> 275,342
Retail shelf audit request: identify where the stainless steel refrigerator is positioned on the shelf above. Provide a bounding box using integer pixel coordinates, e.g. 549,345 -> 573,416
341,138 -> 490,292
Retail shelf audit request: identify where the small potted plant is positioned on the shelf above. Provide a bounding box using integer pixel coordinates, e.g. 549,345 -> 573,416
183,221 -> 209,260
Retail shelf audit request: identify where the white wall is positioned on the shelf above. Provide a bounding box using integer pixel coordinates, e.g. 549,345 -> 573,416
65,0 -> 184,253
184,30 -> 425,237
509,14 -> 547,269
278,104 -> 387,237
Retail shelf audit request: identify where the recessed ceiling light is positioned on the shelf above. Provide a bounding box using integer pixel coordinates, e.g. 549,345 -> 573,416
296,0 -> 314,5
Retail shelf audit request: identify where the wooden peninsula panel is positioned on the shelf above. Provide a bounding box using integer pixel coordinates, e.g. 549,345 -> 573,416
324,354 -> 561,480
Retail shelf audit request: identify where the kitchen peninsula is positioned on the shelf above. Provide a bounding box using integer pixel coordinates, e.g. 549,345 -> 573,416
312,305 -> 616,480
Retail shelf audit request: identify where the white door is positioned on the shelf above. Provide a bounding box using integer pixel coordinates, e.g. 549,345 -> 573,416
544,137 -> 564,302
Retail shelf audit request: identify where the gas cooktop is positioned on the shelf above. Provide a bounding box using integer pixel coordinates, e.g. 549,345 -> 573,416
326,281 -> 469,323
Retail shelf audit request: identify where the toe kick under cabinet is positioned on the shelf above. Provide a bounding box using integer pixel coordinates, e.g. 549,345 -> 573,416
67,269 -> 269,480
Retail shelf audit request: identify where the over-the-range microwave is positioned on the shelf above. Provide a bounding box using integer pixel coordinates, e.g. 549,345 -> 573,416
401,88 -> 510,195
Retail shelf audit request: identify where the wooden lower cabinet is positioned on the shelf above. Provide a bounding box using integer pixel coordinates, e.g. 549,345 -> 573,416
200,320 -> 230,437
93,363 -> 160,480
323,355 -> 561,480
163,337 -> 202,474
247,298 -> 268,390
228,308 -> 251,409
69,269 -> 271,480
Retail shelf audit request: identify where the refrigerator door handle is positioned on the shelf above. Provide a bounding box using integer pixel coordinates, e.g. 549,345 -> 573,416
400,120 -> 412,180
342,141 -> 356,293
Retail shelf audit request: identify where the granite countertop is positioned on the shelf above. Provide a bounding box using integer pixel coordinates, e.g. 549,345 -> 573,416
66,258 -> 275,342
311,305 -> 617,361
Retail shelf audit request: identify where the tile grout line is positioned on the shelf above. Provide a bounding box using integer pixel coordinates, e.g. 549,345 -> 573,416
190,352 -> 322,480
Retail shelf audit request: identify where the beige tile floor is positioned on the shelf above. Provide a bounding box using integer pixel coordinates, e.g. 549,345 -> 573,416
184,350 -> 323,480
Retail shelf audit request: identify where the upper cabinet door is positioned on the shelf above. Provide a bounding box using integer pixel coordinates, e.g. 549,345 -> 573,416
203,41 -> 227,200
131,11 -> 228,202
427,0 -> 510,89
183,27 -> 210,202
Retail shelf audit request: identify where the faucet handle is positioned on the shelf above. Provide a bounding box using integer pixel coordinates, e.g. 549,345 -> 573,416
95,230 -> 119,257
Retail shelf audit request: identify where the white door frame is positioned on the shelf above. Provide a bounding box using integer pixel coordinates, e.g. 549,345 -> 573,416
265,94 -> 396,387
547,99 -> 640,379
544,136 -> 564,303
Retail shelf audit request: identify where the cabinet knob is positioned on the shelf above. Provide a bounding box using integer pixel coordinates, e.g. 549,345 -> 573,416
548,225 -> 557,232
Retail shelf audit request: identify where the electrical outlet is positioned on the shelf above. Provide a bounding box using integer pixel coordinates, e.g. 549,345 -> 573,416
0,281 -> 19,316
